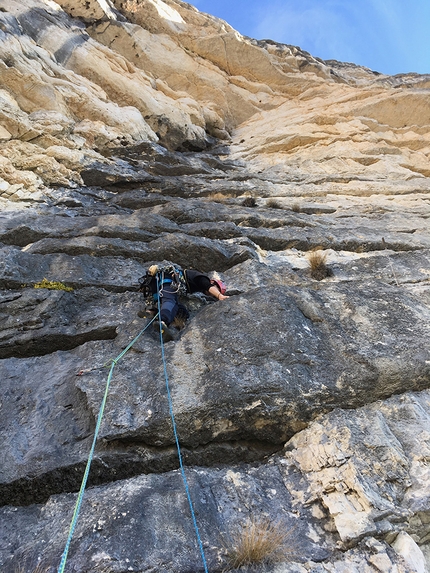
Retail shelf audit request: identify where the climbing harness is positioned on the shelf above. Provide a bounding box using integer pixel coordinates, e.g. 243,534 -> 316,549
57,277 -> 209,572
139,263 -> 188,301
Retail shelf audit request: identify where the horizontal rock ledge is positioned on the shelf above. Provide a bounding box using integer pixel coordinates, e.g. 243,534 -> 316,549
0,439 -> 282,507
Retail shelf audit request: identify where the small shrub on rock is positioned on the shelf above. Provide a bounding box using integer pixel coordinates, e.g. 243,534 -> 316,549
242,196 -> 257,207
123,0 -> 140,13
307,250 -> 331,280
207,192 -> 230,203
225,516 -> 295,569
266,198 -> 282,209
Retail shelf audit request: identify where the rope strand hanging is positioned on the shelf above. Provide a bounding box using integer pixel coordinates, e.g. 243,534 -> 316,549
57,278 -> 210,572
57,314 -> 158,573
156,274 -> 209,573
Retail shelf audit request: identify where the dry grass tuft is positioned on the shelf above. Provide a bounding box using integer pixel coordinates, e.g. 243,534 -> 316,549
242,196 -> 257,208
266,198 -> 283,209
207,192 -> 230,203
290,203 -> 301,213
225,516 -> 295,569
171,314 -> 187,330
307,249 -> 330,280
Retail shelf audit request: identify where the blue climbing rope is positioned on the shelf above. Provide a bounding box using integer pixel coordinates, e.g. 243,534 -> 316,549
57,278 -> 209,573
156,275 -> 209,573
57,313 -> 158,573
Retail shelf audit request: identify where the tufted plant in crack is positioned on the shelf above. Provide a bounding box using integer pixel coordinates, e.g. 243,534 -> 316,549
123,0 -> 140,13
242,196 -> 257,207
307,249 -> 331,280
266,198 -> 283,209
224,516 -> 296,569
207,192 -> 231,203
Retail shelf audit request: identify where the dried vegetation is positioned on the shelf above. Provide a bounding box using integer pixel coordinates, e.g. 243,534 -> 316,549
224,516 -> 296,569
307,249 -> 331,280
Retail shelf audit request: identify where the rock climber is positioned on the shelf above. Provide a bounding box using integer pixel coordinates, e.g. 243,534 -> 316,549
138,263 -> 229,341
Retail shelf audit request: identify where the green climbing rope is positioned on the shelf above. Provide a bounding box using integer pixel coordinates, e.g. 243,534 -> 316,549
57,313 -> 158,573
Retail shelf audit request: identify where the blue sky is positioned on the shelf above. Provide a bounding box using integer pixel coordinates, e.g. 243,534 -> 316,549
191,0 -> 430,75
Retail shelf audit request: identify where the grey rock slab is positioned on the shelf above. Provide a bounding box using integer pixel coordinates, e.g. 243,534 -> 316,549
0,463 -> 327,573
0,292 -> 148,499
82,154 -> 215,185
155,175 -> 263,199
110,188 -> 173,209
4,378 -> 428,571
405,283 -> 430,310
0,350 -> 96,504
179,221 -> 244,240
145,197 -> 313,228
0,340 -> 281,505
78,211 -> 181,241
142,233 -> 257,272
3,391 -> 426,571
146,197 -> 236,224
329,249 -> 430,285
230,210 -> 317,230
0,267 -> 429,507
78,280 -> 430,449
0,245 -> 146,291
109,143 -> 242,176
0,287 -> 140,358
83,226 -> 157,242
243,226 -> 428,254
42,187 -> 127,216
242,227 -> 321,252
24,236 -> 153,258
80,160 -> 154,187
105,209 -> 181,234
221,258 -> 303,294
17,233 -> 256,272
0,213 -> 89,247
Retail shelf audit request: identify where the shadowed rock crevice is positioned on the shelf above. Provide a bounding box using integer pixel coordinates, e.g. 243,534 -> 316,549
0,287 -> 135,357
0,226 -> 51,247
0,439 -> 282,507
0,325 -> 118,359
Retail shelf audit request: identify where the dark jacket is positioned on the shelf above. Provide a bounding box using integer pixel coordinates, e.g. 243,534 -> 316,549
148,268 -> 211,296
183,269 -> 211,294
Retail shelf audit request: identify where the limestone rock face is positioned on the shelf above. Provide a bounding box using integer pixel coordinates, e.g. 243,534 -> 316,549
0,0 -> 429,572
1,0 -> 429,197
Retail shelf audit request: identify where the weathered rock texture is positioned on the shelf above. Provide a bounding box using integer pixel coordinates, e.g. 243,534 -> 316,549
0,0 -> 429,572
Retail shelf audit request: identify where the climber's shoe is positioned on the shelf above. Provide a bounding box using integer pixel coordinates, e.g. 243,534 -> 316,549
153,320 -> 175,342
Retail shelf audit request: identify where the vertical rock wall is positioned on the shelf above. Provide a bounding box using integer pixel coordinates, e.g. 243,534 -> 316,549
0,0 -> 429,571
